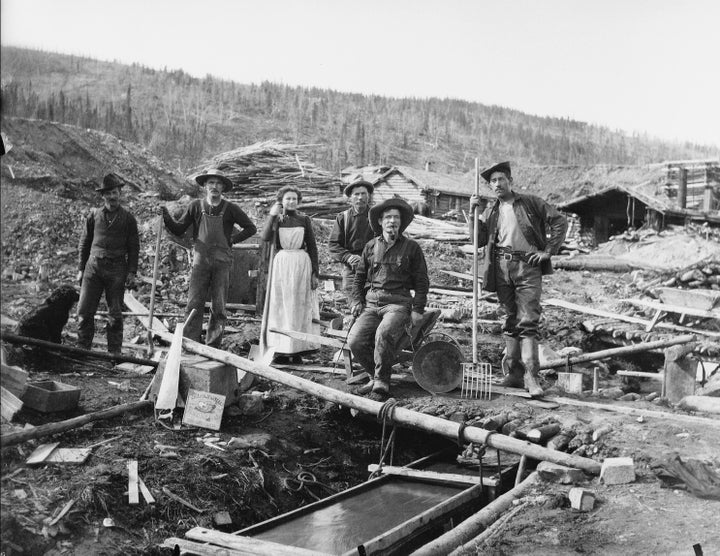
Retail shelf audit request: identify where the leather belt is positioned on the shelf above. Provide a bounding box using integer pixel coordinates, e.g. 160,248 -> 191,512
495,246 -> 527,261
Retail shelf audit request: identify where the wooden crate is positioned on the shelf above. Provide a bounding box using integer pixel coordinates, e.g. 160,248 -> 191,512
22,381 -> 81,413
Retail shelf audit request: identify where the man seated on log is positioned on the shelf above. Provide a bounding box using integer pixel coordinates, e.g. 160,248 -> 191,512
469,161 -> 568,397
77,173 -> 139,356
328,179 -> 376,292
159,169 -> 257,347
348,198 -> 429,401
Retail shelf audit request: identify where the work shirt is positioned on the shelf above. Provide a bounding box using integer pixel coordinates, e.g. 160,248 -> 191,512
497,199 -> 536,252
472,192 -> 567,291
352,234 -> 429,314
163,198 -> 257,249
78,206 -> 139,274
328,207 -> 375,265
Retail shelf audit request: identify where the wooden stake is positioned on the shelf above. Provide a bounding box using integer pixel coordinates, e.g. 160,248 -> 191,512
128,460 -> 139,504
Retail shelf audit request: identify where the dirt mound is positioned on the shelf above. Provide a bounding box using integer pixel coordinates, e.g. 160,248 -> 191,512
595,225 -> 720,270
1,117 -> 189,199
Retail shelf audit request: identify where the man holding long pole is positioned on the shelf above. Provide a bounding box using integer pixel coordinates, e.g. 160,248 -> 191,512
470,161 -> 567,397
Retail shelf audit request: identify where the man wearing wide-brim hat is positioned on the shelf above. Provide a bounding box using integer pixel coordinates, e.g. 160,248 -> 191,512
77,172 -> 140,355
328,179 -> 376,291
159,168 -> 257,347
469,161 -> 568,397
347,197 -> 429,401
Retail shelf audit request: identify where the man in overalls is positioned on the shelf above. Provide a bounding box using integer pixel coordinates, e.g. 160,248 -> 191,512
160,169 -> 257,347
348,198 -> 429,401
328,179 -> 375,291
77,173 -> 139,355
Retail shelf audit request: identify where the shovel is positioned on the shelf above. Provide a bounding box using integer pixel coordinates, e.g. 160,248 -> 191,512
249,232 -> 277,365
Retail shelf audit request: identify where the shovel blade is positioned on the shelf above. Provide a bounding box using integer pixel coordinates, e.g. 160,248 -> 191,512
249,344 -> 275,366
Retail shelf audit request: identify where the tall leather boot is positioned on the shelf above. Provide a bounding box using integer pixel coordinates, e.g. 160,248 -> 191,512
500,336 -> 524,388
521,336 -> 544,398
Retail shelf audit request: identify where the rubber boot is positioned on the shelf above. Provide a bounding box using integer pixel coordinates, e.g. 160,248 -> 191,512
500,336 -> 524,388
521,337 -> 544,398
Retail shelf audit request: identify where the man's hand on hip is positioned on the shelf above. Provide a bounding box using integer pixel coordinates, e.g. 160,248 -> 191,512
526,252 -> 550,267
346,254 -> 361,268
350,302 -> 364,317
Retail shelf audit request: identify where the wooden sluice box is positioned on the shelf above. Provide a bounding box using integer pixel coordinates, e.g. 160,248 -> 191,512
164,449 -> 520,555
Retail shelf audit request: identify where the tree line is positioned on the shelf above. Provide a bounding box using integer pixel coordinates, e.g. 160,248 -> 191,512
1,46 -> 717,174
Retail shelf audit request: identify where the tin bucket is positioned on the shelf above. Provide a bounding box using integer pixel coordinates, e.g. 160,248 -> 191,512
412,341 -> 464,394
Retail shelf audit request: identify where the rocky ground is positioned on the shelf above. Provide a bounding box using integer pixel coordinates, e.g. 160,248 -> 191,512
1,121 -> 720,555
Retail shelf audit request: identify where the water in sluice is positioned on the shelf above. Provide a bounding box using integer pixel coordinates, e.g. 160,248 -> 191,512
250,478 -> 465,554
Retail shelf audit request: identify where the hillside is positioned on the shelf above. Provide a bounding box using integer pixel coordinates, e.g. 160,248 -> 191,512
2,46 -> 718,174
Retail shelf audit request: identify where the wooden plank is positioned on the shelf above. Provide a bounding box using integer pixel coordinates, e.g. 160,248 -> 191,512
163,537 -> 245,555
549,396 -> 720,428
185,527 -> 333,556
546,298 -> 720,338
26,442 -> 60,465
128,460 -> 140,505
645,309 -> 664,332
1,386 -> 23,422
45,447 -> 92,464
623,298 -> 720,320
1,362 -> 29,397
268,327 -> 345,349
138,477 -> 155,504
367,464 -> 498,487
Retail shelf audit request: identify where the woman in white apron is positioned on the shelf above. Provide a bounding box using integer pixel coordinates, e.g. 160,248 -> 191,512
262,186 -> 320,363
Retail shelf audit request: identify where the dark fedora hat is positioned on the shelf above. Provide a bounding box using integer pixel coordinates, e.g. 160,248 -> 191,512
96,172 -> 125,192
343,179 -> 374,197
195,168 -> 234,191
369,197 -> 414,235
480,161 -> 512,183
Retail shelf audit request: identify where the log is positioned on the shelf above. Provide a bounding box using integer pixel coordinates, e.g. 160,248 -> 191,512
411,472 -> 540,556
540,335 -> 696,370
0,400 -> 153,447
0,332 -> 159,368
526,424 -> 561,443
156,331 -> 602,474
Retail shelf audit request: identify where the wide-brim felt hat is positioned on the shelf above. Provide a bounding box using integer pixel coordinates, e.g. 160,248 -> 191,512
480,161 -> 512,183
96,173 -> 125,192
195,168 -> 234,191
369,197 -> 414,235
343,179 -> 374,197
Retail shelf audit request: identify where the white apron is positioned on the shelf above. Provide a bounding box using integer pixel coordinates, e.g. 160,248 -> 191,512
266,227 -> 320,354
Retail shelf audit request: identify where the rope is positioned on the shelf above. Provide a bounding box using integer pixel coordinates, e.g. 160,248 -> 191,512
283,470 -> 335,501
369,398 -> 399,479
457,422 -> 468,447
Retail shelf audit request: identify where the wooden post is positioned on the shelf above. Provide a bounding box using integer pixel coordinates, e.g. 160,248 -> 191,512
678,167 -> 688,209
663,343 -> 697,403
472,158 -> 480,366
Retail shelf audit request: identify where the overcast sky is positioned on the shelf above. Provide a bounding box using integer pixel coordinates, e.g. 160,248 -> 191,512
2,0 -> 718,146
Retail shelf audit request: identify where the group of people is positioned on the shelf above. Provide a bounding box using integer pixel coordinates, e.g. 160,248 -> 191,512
78,160 -> 566,401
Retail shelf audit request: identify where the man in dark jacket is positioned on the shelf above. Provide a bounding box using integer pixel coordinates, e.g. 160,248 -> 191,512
470,161 -> 567,397
77,173 -> 139,355
348,198 -> 429,401
160,169 -> 257,347
328,179 -> 375,291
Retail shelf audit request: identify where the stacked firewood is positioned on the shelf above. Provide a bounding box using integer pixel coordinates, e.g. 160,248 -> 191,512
662,257 -> 720,290
189,140 -> 344,212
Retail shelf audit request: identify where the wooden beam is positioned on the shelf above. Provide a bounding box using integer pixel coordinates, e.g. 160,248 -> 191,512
622,298 -> 720,320
548,396 -> 720,428
268,327 -> 346,349
0,400 -> 153,447
184,527 -> 332,556
540,335 -> 696,369
0,332 -> 159,367
545,298 -> 720,338
366,464 -> 498,487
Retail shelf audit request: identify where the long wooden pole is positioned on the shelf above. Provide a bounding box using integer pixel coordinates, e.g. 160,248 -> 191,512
146,216 -> 164,356
0,332 -> 159,367
412,472 -> 540,556
472,158 -> 480,365
0,400 -> 153,447
151,329 -> 601,474
540,334 -> 696,369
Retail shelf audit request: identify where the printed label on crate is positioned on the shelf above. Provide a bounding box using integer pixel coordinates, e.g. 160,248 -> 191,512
182,389 -> 225,430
